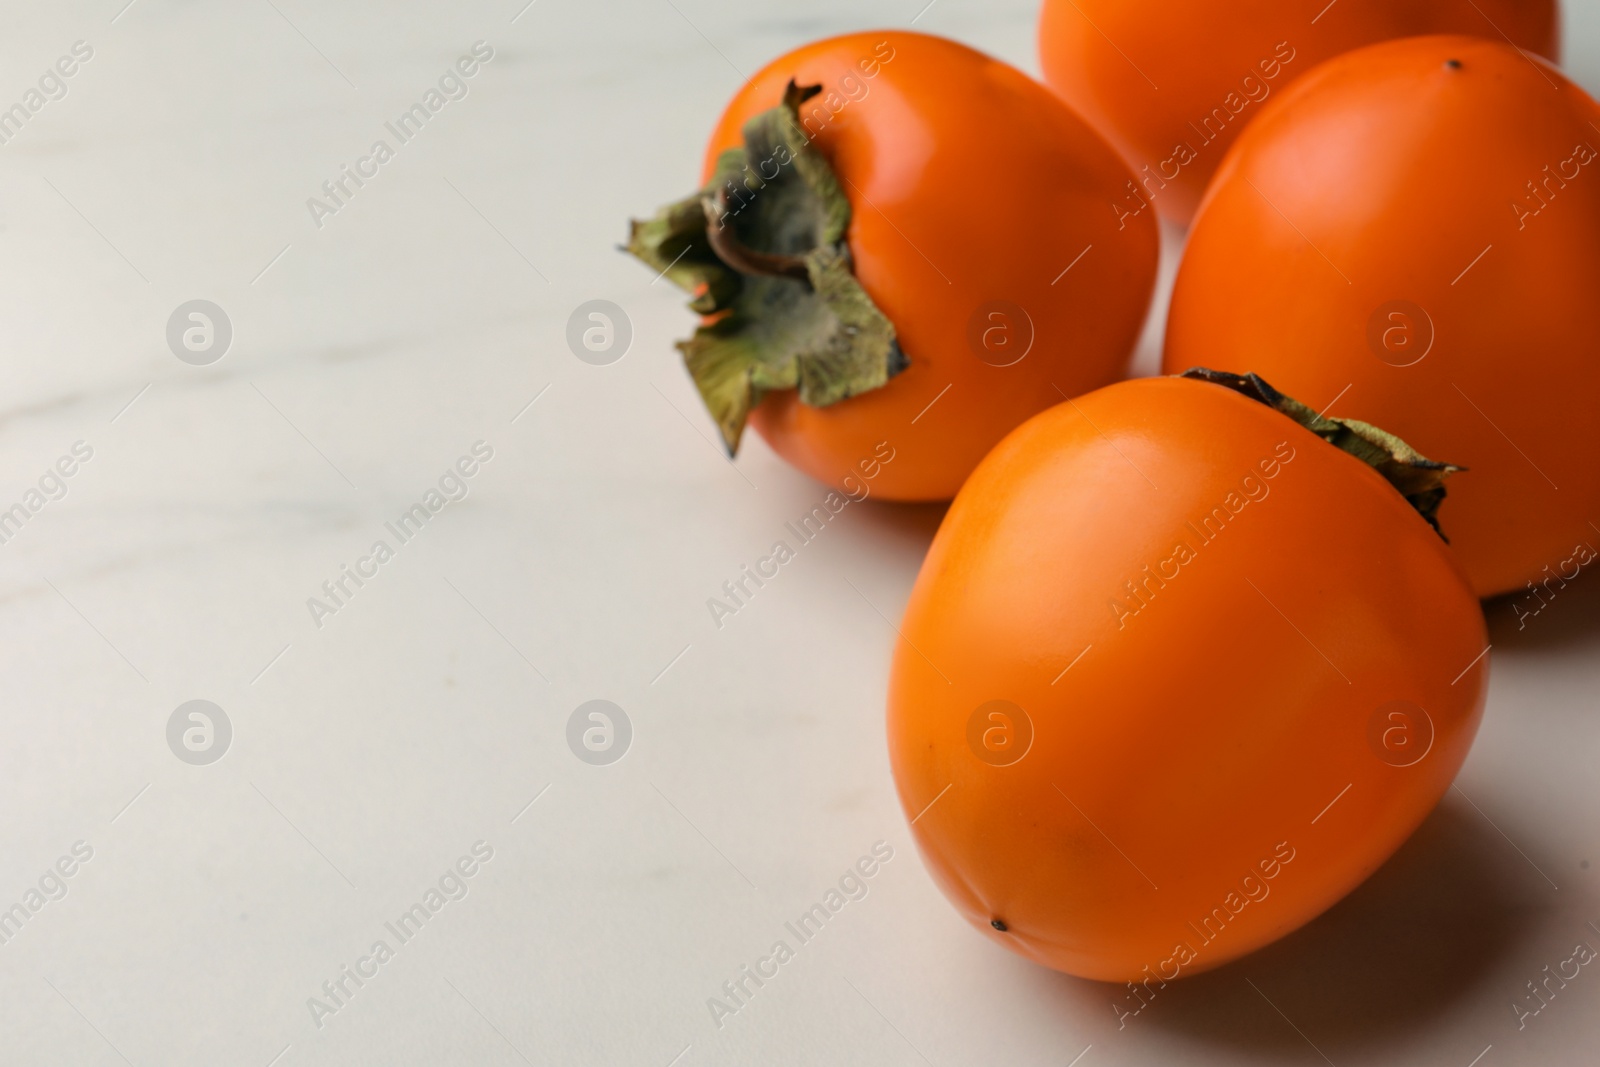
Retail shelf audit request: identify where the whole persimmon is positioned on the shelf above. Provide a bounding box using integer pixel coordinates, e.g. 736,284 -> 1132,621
1165,35 -> 1600,597
1038,0 -> 1558,225
627,31 -> 1158,500
886,371 -> 1486,982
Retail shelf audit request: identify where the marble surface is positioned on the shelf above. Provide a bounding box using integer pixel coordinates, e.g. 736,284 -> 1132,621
1,1 -> 1598,1064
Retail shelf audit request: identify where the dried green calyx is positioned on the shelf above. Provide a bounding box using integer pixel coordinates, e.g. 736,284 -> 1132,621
624,81 -> 906,455
1180,368 -> 1462,538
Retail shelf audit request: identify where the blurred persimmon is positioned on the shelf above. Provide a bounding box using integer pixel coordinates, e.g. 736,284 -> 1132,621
1038,0 -> 1558,225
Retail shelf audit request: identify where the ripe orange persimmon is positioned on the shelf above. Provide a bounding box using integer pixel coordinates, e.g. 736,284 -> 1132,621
1165,35 -> 1600,597
1038,0 -> 1558,225
627,31 -> 1158,500
886,373 -> 1486,982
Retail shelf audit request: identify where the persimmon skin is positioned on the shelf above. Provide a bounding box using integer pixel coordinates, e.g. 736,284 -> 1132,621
1038,0 -> 1558,225
886,377 -> 1486,981
700,31 -> 1158,500
1164,35 -> 1600,598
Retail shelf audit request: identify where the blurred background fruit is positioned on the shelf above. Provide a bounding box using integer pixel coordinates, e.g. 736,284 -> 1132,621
1038,0 -> 1559,225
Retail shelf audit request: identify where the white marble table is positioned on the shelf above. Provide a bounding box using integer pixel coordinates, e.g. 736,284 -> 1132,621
1,1 -> 1597,1063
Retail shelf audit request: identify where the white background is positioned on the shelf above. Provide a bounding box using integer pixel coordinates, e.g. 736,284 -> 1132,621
0,1 -> 1597,1064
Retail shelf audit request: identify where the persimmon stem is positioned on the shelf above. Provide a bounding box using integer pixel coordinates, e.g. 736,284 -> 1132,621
622,79 -> 905,455
700,187 -> 812,284
1179,367 -> 1461,538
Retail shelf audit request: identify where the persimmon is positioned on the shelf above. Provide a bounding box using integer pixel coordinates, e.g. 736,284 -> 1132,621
1164,35 -> 1600,597
886,371 -> 1487,982
626,31 -> 1158,500
1037,0 -> 1558,225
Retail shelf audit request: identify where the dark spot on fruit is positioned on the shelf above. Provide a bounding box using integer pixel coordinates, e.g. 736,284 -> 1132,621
1446,59 -> 1462,70
991,918 -> 1008,932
